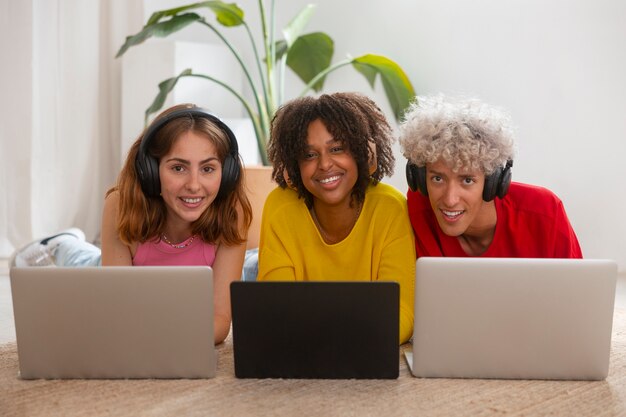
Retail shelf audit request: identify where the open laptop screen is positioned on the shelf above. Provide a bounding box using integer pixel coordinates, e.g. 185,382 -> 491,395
231,281 -> 399,379
11,266 -> 215,379
407,257 -> 617,380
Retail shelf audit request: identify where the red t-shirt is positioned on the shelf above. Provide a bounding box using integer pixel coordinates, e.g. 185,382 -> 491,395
407,182 -> 583,258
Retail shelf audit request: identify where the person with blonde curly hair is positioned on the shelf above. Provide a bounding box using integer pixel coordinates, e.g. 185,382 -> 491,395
255,92 -> 415,344
399,94 -> 581,258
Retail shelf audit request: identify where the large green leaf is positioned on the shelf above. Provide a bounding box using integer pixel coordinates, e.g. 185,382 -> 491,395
287,32 -> 334,91
146,1 -> 244,27
352,54 -> 415,121
283,4 -> 316,48
117,2 -> 245,58
145,69 -> 193,123
116,13 -> 202,58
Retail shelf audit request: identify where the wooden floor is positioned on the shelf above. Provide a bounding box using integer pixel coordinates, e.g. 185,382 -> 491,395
1,259 -> 626,345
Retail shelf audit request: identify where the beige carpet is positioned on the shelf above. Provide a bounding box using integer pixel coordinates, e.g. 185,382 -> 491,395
2,313 -> 626,417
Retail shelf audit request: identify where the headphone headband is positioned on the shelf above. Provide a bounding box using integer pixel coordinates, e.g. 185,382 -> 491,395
135,106 -> 240,199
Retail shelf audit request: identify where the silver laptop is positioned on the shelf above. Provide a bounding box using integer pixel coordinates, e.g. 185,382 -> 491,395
10,266 -> 215,379
406,257 -> 617,380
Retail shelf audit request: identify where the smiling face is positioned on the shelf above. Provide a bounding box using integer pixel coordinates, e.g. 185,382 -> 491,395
425,158 -> 496,238
298,119 -> 358,209
158,130 -> 222,232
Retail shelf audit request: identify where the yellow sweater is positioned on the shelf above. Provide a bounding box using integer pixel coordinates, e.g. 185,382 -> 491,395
258,183 -> 415,344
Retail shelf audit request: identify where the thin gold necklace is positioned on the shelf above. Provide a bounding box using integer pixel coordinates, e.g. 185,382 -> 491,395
161,234 -> 197,249
310,202 -> 363,244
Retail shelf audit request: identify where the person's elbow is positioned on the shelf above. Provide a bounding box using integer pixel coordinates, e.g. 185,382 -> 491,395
214,313 -> 231,345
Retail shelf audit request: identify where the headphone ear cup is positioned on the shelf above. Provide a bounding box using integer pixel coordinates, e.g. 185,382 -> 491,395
483,160 -> 513,201
496,163 -> 512,199
416,165 -> 428,196
482,167 -> 502,202
406,162 -> 428,195
217,154 -> 240,199
406,161 -> 418,192
135,152 -> 161,198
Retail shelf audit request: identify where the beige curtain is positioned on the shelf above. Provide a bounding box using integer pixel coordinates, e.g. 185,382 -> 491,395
0,0 -> 142,257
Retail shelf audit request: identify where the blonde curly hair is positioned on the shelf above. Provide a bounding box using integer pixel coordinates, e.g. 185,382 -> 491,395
399,94 -> 516,175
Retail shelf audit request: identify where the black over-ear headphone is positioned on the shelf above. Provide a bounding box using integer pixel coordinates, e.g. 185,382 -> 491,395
406,159 -> 513,202
135,107 -> 240,199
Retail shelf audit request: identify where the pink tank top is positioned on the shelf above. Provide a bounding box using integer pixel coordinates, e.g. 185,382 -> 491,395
132,237 -> 216,266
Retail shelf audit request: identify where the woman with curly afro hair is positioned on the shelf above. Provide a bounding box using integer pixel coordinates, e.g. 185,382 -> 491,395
253,92 -> 415,344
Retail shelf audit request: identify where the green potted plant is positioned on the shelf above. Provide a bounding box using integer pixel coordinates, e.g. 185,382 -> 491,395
116,1 -> 415,165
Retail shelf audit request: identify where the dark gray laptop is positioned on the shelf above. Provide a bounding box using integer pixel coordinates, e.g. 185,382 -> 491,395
230,281 -> 399,379
406,257 -> 617,380
10,266 -> 215,379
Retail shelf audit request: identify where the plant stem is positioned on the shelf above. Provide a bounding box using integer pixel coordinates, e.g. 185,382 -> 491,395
257,0 -> 275,123
279,54 -> 287,105
198,20 -> 270,152
242,21 -> 272,137
269,0 -> 277,105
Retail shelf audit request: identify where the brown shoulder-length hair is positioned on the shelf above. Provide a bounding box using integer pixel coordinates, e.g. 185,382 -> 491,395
107,104 -> 252,246
268,92 -> 395,207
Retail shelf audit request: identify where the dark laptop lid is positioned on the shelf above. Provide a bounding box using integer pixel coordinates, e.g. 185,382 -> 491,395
230,281 -> 399,379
